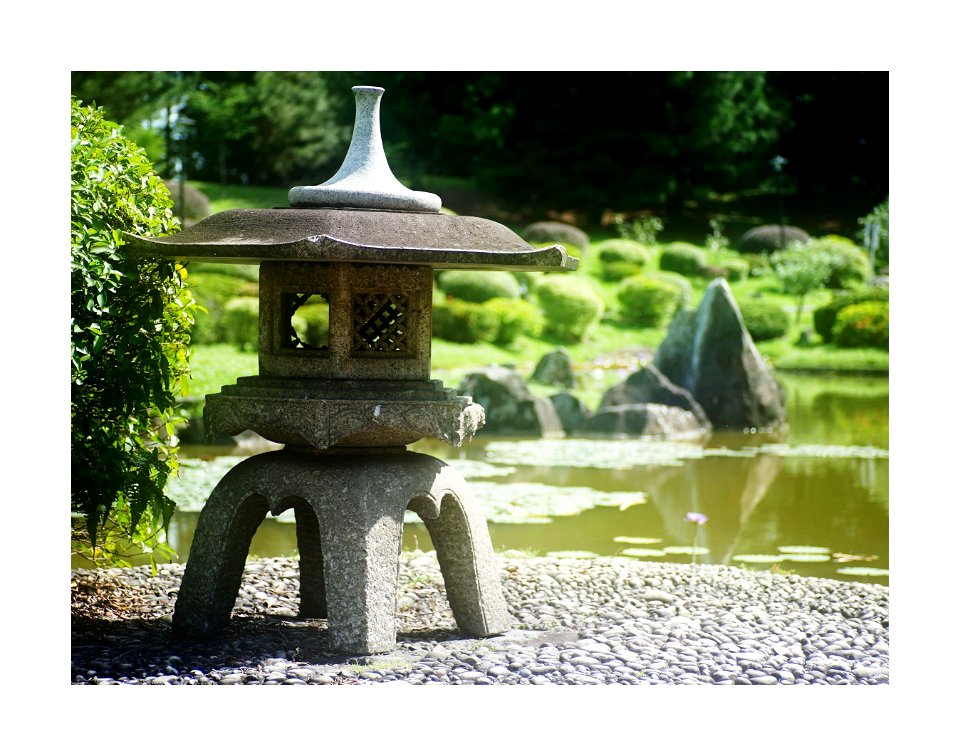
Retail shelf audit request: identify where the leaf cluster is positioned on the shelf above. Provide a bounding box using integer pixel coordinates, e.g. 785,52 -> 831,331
71,98 -> 196,565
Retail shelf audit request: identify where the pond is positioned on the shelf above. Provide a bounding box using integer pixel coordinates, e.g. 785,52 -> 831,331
116,373 -> 890,584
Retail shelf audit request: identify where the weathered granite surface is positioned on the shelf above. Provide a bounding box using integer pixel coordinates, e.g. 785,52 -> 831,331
173,448 -> 510,654
458,366 -> 564,437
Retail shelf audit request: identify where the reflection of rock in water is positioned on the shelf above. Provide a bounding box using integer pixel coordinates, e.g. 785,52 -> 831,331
643,454 -> 783,565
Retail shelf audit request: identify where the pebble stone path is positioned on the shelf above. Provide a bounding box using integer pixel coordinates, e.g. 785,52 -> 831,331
71,551 -> 888,685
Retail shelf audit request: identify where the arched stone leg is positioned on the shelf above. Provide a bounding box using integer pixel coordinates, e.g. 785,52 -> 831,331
294,500 -> 327,618
172,458 -> 271,637
414,471 -> 511,637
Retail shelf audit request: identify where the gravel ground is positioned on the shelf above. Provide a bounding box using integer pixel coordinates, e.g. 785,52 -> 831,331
71,551 -> 888,685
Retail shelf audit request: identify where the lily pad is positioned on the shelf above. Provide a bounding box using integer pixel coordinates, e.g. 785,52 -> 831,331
482,439 -> 706,470
620,548 -> 668,558
782,553 -> 831,562
662,546 -> 710,556
732,554 -> 785,563
778,545 -> 832,555
613,536 -> 663,545
836,566 -> 889,577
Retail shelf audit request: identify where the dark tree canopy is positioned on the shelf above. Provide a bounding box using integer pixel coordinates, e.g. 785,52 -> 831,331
71,71 -> 888,230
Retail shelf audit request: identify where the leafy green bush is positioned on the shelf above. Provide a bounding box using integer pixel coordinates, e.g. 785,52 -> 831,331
438,270 -> 521,303
616,275 -> 686,327
536,275 -> 605,342
738,300 -> 790,342
222,296 -> 260,351
807,235 -> 871,289
717,257 -> 750,282
659,242 -> 708,277
645,271 -> 693,308
295,301 -> 330,347
432,298 -> 501,343
483,297 -> 544,345
813,288 -> 889,343
833,301 -> 889,349
740,253 -> 772,277
71,98 -> 195,565
188,271 -> 258,343
595,239 -> 653,281
859,197 -> 888,268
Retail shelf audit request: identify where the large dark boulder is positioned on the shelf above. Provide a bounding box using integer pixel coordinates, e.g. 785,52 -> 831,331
580,403 -> 709,440
549,392 -> 592,434
599,363 -> 710,428
532,348 -> 576,389
458,366 -> 564,437
653,279 -> 787,431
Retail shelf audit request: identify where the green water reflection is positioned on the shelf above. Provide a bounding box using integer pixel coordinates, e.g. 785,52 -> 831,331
104,373 -> 889,584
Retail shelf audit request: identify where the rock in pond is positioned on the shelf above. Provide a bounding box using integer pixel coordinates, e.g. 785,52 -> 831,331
459,366 -> 564,437
532,348 -> 576,389
653,279 -> 787,431
580,403 -> 710,440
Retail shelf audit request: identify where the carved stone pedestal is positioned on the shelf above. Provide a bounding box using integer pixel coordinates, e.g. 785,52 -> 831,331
172,448 -> 511,654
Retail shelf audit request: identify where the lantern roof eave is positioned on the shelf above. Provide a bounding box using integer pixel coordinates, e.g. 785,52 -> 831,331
125,207 -> 579,272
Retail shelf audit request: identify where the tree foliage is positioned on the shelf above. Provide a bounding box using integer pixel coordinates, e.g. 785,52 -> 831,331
70,71 -> 888,219
71,98 -> 196,565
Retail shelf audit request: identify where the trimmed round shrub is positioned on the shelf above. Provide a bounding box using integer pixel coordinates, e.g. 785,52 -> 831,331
432,298 -> 501,343
188,271 -> 259,344
71,98 -> 195,559
738,300 -> 790,342
833,301 -> 889,349
536,275 -> 605,343
813,289 -> 889,343
807,235 -> 871,289
645,270 -> 693,308
659,242 -> 708,277
483,297 -> 544,345
717,258 -> 750,282
737,224 -> 811,253
296,302 -> 330,347
740,253 -> 772,277
222,297 -> 260,351
596,239 -> 653,281
438,270 -> 521,303
616,275 -> 686,327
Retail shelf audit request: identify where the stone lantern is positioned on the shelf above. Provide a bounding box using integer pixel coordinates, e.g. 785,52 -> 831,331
128,85 -> 579,654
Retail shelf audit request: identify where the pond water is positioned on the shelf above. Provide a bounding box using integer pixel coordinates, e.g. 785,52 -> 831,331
134,373 -> 889,584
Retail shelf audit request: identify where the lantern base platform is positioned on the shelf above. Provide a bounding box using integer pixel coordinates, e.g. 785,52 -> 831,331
204,376 -> 484,450
172,448 -> 511,654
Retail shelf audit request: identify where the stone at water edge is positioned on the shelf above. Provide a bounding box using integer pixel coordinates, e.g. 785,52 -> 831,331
549,392 -> 592,434
599,362 -> 711,429
579,403 -> 710,440
653,278 -> 787,431
458,366 -> 564,437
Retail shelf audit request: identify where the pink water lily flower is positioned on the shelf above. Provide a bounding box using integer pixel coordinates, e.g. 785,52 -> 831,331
686,512 -> 708,525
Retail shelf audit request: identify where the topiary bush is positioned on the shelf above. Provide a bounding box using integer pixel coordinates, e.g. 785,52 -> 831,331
295,301 -> 330,347
222,296 -> 260,351
813,288 -> 889,343
483,297 -> 544,345
536,275 -> 605,343
595,239 -> 653,281
438,270 -> 521,303
645,270 -> 693,308
188,271 -> 258,344
659,242 -> 709,277
833,301 -> 889,349
806,235 -> 871,289
738,299 -> 790,342
432,298 -> 501,343
616,275 -> 686,327
717,257 -> 750,282
71,98 -> 196,565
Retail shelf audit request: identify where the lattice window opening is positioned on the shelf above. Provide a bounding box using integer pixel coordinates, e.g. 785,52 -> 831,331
281,292 -> 330,351
353,293 -> 410,353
